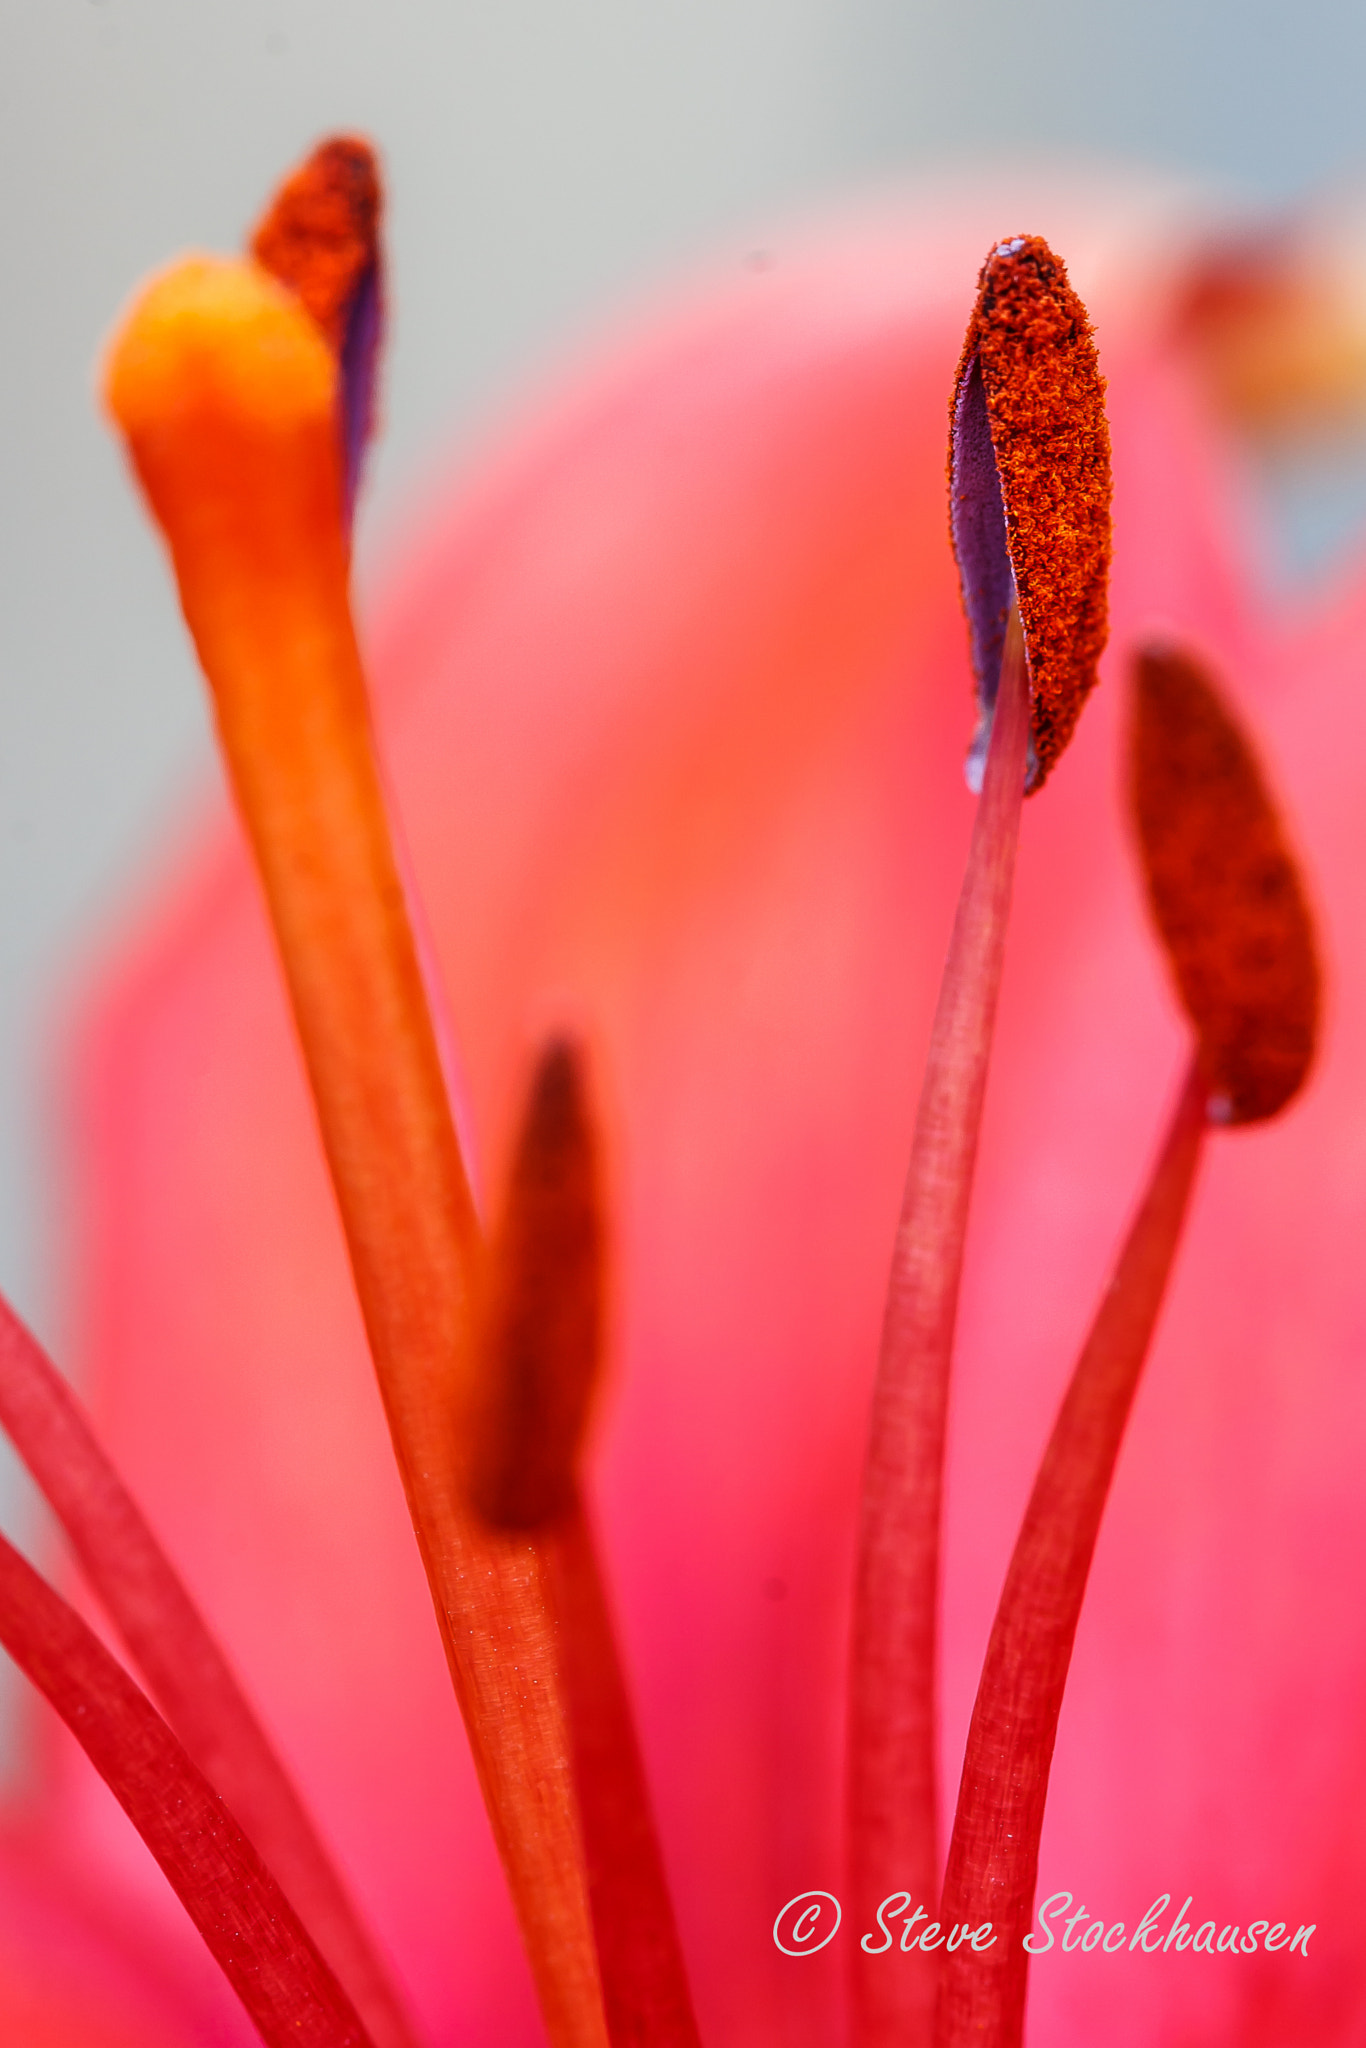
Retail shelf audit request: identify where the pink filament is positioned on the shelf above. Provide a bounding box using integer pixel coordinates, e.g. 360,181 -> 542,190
0,1523 -> 373,2048
936,1057 -> 1206,2047
849,617 -> 1030,2047
0,1295 -> 418,2048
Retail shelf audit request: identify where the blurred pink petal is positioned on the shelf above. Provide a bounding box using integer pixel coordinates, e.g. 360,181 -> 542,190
0,1823 -> 241,2046
52,171 -> 1366,2043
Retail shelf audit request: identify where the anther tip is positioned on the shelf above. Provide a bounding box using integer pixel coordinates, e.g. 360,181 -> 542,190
949,233 -> 1112,792
251,135 -> 383,520
469,1038 -> 605,1532
1130,641 -> 1320,1126
250,135 -> 381,353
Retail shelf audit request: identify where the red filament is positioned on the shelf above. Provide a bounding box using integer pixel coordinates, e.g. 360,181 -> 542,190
850,615 -> 1030,2048
936,1060 -> 1206,2048
0,1527 -> 375,2048
0,1294 -> 419,2048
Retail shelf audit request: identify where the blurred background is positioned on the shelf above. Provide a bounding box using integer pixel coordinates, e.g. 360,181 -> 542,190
3,0 -> 1366,1343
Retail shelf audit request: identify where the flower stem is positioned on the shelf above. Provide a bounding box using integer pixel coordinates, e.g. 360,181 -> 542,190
0,1294 -> 421,2048
936,1055 -> 1206,2048
544,1501 -> 702,2048
849,610 -> 1029,2047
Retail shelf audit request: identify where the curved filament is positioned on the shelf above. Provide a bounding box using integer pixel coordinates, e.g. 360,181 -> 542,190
936,1060 -> 1206,2047
0,1526 -> 374,2048
850,613 -> 1029,2048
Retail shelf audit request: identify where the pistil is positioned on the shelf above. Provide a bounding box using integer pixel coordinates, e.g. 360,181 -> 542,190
104,254 -> 606,2048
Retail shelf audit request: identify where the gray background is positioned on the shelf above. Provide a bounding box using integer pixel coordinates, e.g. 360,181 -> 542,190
2,0 -> 1364,1348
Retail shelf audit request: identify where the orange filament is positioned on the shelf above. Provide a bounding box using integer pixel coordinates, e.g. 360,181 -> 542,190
472,1040 -> 605,1530
250,135 -> 380,356
1131,643 -> 1320,1124
104,259 -> 607,2048
471,1041 -> 701,2048
952,237 -> 1111,787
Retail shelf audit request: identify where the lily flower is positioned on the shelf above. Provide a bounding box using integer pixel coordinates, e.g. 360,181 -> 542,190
3,144 -> 1364,2048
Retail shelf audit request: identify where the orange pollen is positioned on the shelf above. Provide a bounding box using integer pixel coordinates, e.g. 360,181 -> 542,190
250,136 -> 380,355
1130,642 -> 1320,1125
951,234 -> 1112,788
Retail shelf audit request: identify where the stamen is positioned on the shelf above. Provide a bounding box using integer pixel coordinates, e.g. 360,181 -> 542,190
852,233 -> 1111,2048
472,1042 -> 701,2048
1131,641 -> 1320,1123
935,645 -> 1320,2047
250,135 -> 383,522
951,236 -> 1111,792
850,610 -> 1029,2048
104,261 -> 606,2048
546,1509 -> 701,2048
0,1527 -> 373,2048
0,1292 -> 419,2048
935,1059 -> 1206,2048
471,1040 -> 604,1531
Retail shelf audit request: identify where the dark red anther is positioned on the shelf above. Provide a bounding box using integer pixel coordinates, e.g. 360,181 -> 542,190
1131,641 -> 1320,1124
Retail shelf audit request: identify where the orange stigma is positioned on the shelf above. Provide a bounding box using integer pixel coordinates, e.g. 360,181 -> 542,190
103,256 -> 347,680
1131,641 -> 1320,1124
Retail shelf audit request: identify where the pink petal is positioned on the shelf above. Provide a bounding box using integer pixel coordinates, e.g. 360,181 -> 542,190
65,172 -> 1364,2044
0,1824 -> 231,2046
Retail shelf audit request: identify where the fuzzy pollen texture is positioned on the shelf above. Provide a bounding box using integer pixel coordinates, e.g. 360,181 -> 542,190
1131,642 -> 1320,1125
954,234 -> 1112,788
251,136 -> 381,355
